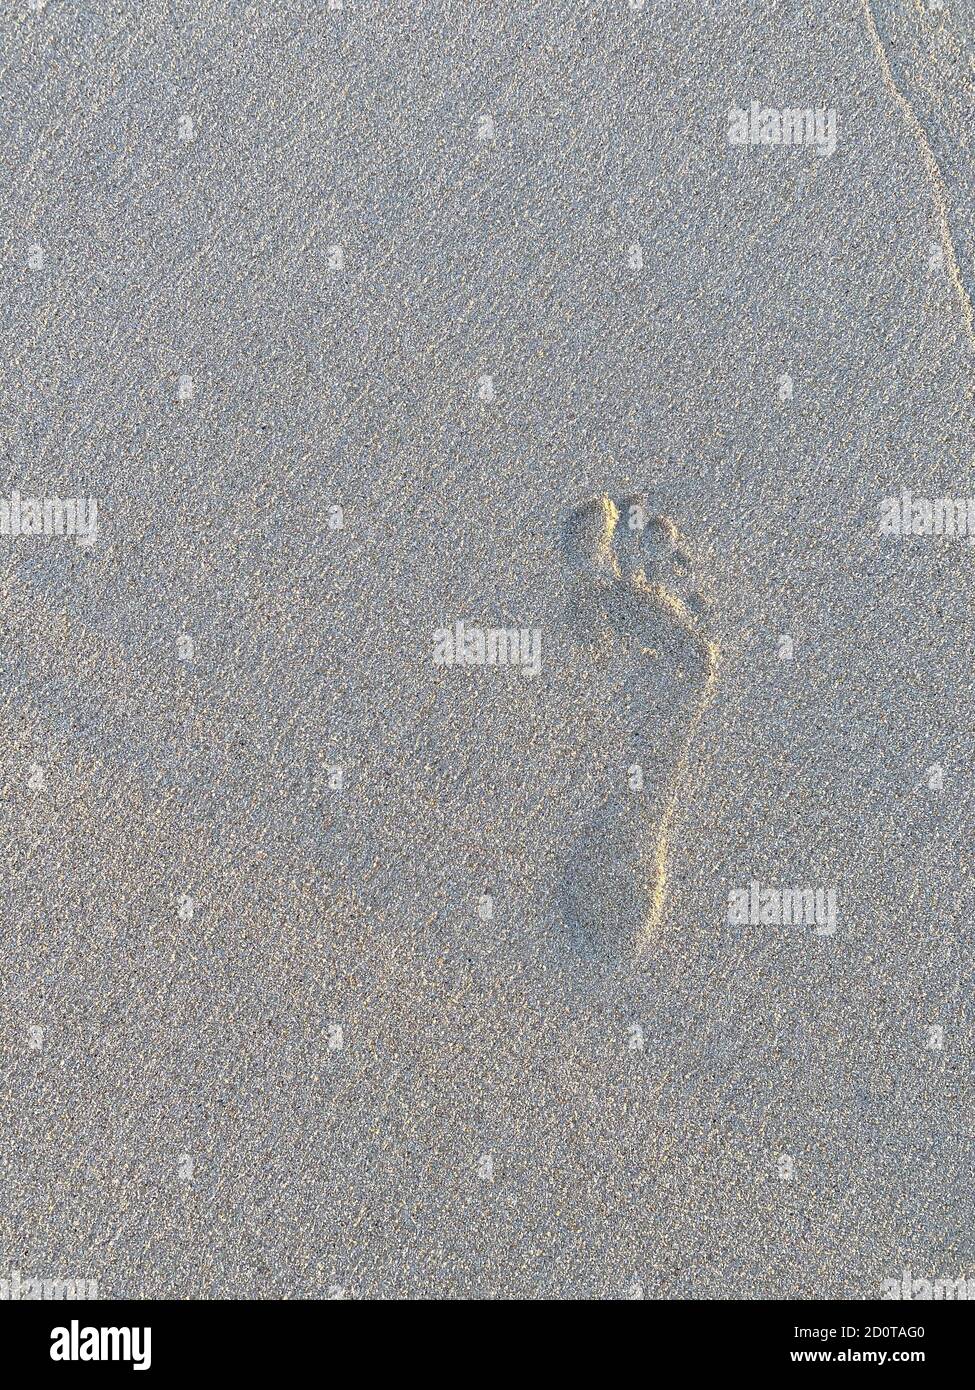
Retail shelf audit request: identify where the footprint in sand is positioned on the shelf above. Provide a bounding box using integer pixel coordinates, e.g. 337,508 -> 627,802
558,494 -> 719,966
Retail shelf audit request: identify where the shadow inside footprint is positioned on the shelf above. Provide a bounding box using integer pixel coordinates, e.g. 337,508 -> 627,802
559,493 -> 718,968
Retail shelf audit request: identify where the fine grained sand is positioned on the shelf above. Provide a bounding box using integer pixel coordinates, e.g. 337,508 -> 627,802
1,0 -> 974,1299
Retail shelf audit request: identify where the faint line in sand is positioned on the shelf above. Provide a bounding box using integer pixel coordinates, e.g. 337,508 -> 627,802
861,0 -> 975,360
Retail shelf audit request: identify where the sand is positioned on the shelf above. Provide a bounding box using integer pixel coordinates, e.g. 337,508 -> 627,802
1,0 -> 974,1299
